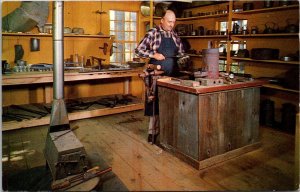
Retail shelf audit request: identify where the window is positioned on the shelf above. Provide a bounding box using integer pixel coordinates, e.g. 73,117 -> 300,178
109,10 -> 137,64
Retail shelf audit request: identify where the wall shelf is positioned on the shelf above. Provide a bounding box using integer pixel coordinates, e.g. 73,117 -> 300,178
231,33 -> 299,38
188,54 -> 227,60
2,97 -> 144,131
263,84 -> 299,94
180,35 -> 228,39
231,57 -> 300,65
2,32 -> 112,38
233,4 -> 299,15
153,13 -> 228,21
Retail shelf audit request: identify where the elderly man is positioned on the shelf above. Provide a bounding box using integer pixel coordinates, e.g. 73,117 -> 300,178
135,10 -> 184,144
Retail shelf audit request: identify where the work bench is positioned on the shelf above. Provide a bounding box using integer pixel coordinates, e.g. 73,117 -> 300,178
157,78 -> 265,170
2,69 -> 144,131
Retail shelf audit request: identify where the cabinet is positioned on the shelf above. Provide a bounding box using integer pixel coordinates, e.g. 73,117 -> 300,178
157,79 -> 263,169
153,1 -> 299,126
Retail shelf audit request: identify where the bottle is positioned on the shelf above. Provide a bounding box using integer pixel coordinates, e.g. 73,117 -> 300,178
86,59 -> 91,67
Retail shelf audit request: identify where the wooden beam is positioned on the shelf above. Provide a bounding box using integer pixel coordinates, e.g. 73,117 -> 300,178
199,142 -> 261,170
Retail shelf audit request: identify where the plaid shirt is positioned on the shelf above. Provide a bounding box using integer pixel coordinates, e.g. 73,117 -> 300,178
135,25 -> 184,58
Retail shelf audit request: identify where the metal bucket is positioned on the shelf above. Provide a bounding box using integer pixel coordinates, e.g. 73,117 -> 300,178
202,48 -> 219,79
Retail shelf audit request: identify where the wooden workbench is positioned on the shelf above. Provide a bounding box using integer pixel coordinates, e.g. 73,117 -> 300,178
157,78 -> 265,170
2,69 -> 144,131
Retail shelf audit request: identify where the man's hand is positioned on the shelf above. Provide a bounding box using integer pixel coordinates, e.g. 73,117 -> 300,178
152,53 -> 165,60
177,55 -> 190,65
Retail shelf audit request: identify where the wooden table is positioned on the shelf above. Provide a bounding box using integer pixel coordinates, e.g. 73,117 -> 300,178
157,78 -> 265,170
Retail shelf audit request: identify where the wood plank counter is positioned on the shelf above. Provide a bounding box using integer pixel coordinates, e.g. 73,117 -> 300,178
157,78 -> 265,170
2,69 -> 141,86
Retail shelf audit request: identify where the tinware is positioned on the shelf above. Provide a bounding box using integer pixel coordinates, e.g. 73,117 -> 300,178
264,0 -> 274,8
279,0 -> 291,6
263,22 -> 277,34
243,2 -> 254,11
285,19 -> 298,33
72,28 -> 84,34
251,26 -> 259,34
140,1 -> 152,16
251,48 -> 279,60
30,38 -> 40,51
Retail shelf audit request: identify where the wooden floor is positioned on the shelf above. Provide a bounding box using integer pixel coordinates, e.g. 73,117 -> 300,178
2,110 -> 296,191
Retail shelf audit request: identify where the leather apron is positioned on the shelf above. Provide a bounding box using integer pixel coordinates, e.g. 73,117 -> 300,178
145,32 -> 178,116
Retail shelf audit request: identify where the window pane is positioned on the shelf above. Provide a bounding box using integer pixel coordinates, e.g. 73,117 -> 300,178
116,21 -> 124,31
125,52 -> 131,61
116,32 -> 124,40
130,32 -> 136,41
125,12 -> 130,21
109,10 -> 115,20
116,11 -> 124,21
116,44 -> 124,52
131,22 -> 136,31
116,53 -> 123,62
131,12 -> 136,21
125,22 -> 130,31
110,53 -> 116,62
132,43 -> 137,51
124,32 -> 129,40
110,21 -> 115,30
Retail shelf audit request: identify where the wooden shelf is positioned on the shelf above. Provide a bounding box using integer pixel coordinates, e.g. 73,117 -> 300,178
233,4 -> 299,15
2,32 -> 112,38
2,69 -> 141,86
2,100 -> 144,131
263,84 -> 299,94
153,13 -> 228,21
231,57 -> 300,65
180,35 -> 228,39
231,33 -> 299,38
187,54 -> 227,60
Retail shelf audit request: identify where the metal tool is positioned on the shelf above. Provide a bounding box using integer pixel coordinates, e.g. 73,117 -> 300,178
51,166 -> 112,190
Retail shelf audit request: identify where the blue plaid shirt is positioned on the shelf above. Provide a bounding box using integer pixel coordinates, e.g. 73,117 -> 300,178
135,25 -> 184,58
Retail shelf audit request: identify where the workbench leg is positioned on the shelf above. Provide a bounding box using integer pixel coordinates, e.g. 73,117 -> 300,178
124,78 -> 130,95
44,85 -> 53,104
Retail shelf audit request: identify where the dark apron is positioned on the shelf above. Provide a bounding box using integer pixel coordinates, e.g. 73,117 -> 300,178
145,33 -> 178,116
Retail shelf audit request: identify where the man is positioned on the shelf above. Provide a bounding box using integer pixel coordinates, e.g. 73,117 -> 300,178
135,10 -> 184,144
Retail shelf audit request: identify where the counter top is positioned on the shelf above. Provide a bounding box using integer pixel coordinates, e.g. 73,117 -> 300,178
157,77 -> 266,94
2,69 -> 141,86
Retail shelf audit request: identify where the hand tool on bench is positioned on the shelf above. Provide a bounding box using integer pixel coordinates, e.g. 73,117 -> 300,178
51,166 -> 112,190
10,104 -> 48,117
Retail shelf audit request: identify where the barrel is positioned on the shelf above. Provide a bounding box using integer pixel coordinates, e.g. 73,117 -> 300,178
281,103 -> 296,133
202,48 -> 219,79
260,99 -> 275,127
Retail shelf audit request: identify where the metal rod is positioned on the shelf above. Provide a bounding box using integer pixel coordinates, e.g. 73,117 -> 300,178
53,1 -> 64,100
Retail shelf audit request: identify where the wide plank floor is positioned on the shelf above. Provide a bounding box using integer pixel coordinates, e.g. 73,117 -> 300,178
2,110 -> 296,191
